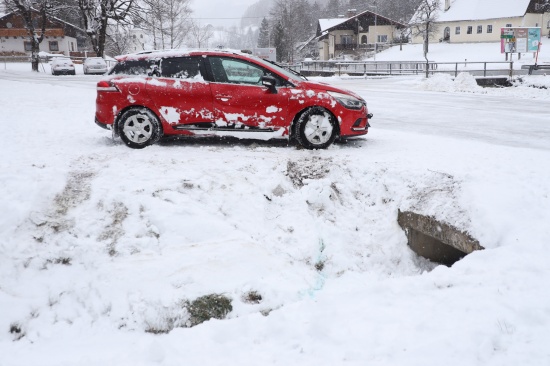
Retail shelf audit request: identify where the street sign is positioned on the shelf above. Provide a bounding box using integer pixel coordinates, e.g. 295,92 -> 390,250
501,27 -> 541,54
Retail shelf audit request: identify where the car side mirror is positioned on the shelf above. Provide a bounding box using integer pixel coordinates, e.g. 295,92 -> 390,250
261,75 -> 278,94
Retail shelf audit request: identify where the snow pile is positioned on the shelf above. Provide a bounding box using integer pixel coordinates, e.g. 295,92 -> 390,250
419,72 -> 483,93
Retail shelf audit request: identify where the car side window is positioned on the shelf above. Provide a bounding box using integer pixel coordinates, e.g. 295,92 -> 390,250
208,57 -> 284,86
109,59 -> 156,75
160,57 -> 203,79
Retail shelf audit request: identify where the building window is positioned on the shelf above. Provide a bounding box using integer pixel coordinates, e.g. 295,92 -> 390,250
340,35 -> 353,44
443,27 -> 450,41
49,41 -> 59,51
455,26 -> 461,35
6,22 -> 12,28
361,35 -> 367,44
487,25 -> 493,33
477,25 -> 482,34
467,26 -> 473,34
506,23 -> 512,27
377,35 -> 388,43
24,41 -> 32,51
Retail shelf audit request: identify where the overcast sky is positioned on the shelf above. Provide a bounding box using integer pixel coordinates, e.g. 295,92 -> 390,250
191,0 -> 261,28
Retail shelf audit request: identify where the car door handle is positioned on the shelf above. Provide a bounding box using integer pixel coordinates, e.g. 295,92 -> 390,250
215,95 -> 233,102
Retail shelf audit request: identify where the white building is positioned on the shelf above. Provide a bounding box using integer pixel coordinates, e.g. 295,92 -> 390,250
316,10 -> 406,61
0,10 -> 85,56
411,0 -> 550,44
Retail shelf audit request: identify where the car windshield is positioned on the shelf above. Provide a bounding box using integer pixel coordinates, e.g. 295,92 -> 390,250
249,56 -> 303,83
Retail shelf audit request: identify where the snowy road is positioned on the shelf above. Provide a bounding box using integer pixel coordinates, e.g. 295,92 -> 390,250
328,77 -> 550,150
1,69 -> 550,366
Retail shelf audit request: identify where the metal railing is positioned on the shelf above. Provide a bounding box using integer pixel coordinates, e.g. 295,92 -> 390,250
299,60 -> 517,78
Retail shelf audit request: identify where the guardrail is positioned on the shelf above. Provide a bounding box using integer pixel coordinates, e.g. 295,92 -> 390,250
299,60 -> 517,78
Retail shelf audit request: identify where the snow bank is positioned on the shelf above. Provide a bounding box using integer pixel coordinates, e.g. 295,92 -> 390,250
1,68 -> 550,365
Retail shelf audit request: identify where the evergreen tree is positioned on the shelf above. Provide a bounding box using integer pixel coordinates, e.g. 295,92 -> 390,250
272,20 -> 285,61
257,17 -> 270,47
324,0 -> 342,17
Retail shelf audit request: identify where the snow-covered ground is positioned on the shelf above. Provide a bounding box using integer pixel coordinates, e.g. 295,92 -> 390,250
368,41 -> 550,65
1,61 -> 550,365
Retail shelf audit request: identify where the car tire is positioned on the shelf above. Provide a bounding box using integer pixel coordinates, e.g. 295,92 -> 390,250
294,106 -> 338,149
117,108 -> 163,149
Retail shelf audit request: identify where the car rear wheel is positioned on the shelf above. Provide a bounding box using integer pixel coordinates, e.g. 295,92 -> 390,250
295,106 -> 338,149
117,108 -> 162,149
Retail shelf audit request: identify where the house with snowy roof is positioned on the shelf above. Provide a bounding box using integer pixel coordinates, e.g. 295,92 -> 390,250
411,0 -> 550,44
0,10 -> 87,56
316,9 -> 406,61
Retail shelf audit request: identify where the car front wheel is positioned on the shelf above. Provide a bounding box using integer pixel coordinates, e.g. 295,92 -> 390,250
117,108 -> 162,149
295,106 -> 338,149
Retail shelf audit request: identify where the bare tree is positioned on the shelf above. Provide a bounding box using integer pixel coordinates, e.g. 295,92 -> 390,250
187,21 -> 214,48
410,0 -> 440,77
139,0 -> 191,49
105,24 -> 133,55
78,0 -> 137,57
4,0 -> 60,71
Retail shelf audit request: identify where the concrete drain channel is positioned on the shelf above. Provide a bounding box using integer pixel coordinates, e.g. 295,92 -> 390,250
397,210 -> 484,266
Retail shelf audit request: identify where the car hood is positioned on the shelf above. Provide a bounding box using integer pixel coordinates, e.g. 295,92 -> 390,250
296,80 -> 365,101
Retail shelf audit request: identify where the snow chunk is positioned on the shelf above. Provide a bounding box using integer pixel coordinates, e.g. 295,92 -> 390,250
160,107 -> 180,123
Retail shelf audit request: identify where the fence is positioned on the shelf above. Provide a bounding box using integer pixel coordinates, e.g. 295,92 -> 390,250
299,60 -> 517,78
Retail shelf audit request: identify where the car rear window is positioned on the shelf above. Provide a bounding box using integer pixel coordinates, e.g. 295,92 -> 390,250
160,57 -> 202,79
109,59 -> 154,75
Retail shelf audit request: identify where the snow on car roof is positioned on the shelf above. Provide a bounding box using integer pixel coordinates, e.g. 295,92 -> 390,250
115,49 -> 252,62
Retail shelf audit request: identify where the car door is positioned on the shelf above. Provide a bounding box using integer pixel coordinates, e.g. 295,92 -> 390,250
206,56 -> 290,129
146,56 -> 214,126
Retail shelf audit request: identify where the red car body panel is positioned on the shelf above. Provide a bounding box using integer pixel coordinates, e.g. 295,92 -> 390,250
95,50 -> 370,144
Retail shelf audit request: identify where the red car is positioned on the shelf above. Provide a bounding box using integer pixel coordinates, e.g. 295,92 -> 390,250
95,50 -> 372,149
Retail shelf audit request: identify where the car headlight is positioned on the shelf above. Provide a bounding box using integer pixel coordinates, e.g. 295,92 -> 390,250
327,91 -> 365,110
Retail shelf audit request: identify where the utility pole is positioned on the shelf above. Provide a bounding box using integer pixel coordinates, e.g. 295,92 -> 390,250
368,1 -> 378,61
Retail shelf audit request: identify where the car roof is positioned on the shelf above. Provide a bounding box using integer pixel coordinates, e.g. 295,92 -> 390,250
114,49 -> 255,63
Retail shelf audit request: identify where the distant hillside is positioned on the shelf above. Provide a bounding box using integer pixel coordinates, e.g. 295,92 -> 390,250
240,0 -> 330,28
240,0 -> 420,29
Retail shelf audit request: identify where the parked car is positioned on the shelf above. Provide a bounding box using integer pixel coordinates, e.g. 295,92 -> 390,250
95,50 -> 372,149
51,57 -> 75,75
83,57 -> 108,75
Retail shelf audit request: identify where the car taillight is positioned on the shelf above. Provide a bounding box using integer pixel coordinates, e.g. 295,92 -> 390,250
97,80 -> 119,92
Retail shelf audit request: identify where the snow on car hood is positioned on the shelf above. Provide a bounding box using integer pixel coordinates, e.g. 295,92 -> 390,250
297,80 -> 365,101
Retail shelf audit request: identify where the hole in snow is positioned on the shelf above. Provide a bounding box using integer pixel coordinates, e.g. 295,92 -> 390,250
397,210 -> 484,266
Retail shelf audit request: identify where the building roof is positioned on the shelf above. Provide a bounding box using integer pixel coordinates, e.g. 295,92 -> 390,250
430,0 -> 532,23
318,18 -> 348,33
319,10 -> 406,36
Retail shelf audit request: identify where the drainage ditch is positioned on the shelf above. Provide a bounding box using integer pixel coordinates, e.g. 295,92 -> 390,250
397,210 -> 484,266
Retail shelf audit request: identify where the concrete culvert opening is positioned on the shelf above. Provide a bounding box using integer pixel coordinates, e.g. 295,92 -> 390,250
398,210 -> 484,266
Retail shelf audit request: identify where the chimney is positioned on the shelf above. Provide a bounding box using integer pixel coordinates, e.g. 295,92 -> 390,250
347,9 -> 357,18
445,0 -> 451,11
